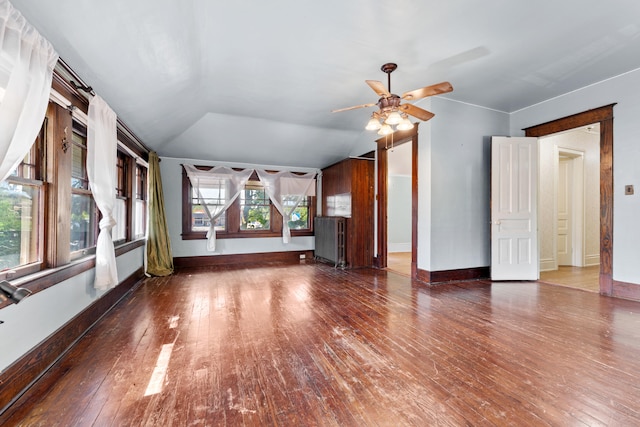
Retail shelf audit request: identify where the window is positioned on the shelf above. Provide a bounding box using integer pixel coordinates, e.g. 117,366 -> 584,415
112,150 -> 128,242
70,121 -> 98,253
0,127 -> 44,275
239,180 -> 270,230
134,163 -> 147,238
190,177 -> 226,232
182,167 -> 314,240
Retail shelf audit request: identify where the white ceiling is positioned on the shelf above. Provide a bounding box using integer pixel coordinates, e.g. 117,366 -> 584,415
10,0 -> 640,169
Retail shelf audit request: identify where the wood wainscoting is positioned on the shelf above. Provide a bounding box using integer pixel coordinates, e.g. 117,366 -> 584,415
0,267 -> 146,417
173,250 -> 315,269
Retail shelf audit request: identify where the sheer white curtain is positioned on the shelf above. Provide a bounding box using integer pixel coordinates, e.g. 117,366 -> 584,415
0,0 -> 58,181
184,165 -> 253,251
256,170 -> 316,244
87,95 -> 118,290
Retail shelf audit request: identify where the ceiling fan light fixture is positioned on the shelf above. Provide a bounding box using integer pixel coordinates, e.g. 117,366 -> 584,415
377,123 -> 393,136
396,116 -> 413,131
384,110 -> 403,125
365,116 -> 382,130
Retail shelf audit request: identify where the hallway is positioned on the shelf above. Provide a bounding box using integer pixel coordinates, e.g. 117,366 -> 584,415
539,265 -> 600,293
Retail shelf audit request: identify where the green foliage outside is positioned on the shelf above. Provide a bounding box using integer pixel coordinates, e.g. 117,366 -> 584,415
241,188 -> 270,229
0,185 -> 27,269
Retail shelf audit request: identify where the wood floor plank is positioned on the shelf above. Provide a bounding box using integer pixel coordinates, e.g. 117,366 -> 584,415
3,262 -> 640,426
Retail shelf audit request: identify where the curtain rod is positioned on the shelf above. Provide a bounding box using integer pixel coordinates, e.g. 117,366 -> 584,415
55,57 -> 152,156
57,58 -> 94,95
70,80 -> 95,97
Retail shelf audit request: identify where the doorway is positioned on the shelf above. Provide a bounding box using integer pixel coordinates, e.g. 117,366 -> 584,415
537,125 -> 600,292
376,125 -> 419,278
386,141 -> 413,276
524,104 -> 614,295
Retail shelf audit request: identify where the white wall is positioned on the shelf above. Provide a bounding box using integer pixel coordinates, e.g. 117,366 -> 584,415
0,246 -> 145,372
423,97 -> 510,272
160,157 -> 315,258
511,68 -> 640,284
387,174 -> 411,252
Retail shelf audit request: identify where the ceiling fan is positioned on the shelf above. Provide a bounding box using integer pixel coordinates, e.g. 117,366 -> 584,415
332,63 -> 453,135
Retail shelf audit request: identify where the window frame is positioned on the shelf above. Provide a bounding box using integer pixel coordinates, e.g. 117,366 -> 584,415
112,149 -> 131,244
0,126 -> 46,281
181,166 -> 315,240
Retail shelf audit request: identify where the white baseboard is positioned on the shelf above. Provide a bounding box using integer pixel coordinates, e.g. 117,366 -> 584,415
539,257 -> 557,272
584,254 -> 600,267
388,242 -> 411,253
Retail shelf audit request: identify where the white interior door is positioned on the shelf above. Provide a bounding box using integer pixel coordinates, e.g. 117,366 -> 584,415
557,156 -> 572,266
491,137 -> 539,280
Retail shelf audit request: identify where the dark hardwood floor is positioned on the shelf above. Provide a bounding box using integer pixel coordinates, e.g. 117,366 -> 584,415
3,262 -> 640,426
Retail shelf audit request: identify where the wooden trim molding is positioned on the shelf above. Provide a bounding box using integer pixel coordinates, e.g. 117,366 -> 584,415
0,268 -> 146,418
611,279 -> 640,301
524,104 -> 620,298
173,250 -> 315,269
416,267 -> 490,284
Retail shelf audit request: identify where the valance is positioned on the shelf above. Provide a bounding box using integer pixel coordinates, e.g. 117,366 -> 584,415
256,170 -> 316,244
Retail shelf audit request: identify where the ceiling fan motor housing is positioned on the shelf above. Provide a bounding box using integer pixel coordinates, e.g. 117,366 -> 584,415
378,94 -> 401,111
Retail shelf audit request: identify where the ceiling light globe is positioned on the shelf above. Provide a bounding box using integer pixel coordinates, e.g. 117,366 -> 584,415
396,117 -> 413,131
377,124 -> 393,136
365,117 -> 381,130
385,111 -> 403,125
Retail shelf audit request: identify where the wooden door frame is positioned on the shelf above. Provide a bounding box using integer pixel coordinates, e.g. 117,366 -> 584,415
523,104 -> 615,295
375,124 -> 419,278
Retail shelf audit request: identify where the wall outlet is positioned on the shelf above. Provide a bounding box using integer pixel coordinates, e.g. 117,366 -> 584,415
625,185 -> 634,195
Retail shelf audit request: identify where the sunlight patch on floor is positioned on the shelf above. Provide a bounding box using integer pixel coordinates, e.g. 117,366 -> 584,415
144,343 -> 174,396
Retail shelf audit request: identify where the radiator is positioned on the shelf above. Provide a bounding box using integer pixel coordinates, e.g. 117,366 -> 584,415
314,216 -> 346,268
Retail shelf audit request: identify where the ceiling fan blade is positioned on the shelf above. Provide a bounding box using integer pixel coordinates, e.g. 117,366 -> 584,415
400,104 -> 435,121
332,102 -> 377,113
366,80 -> 390,97
401,81 -> 453,101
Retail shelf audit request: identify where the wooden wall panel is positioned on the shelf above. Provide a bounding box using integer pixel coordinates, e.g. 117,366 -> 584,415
321,158 -> 374,268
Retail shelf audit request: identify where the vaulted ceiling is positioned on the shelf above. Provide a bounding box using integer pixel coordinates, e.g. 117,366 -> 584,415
10,0 -> 640,168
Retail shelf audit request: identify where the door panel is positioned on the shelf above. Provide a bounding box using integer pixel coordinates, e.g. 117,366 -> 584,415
491,137 -> 539,280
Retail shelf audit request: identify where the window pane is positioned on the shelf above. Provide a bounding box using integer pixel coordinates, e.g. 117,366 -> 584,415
191,185 -> 226,232
71,128 -> 89,189
0,182 -> 41,269
71,193 -> 97,252
135,199 -> 146,237
112,198 -> 126,241
191,205 -> 225,232
240,182 -> 270,230
135,165 -> 147,237
135,165 -> 146,200
285,196 -> 310,230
